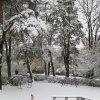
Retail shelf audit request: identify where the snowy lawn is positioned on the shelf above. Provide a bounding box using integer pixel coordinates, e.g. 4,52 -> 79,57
0,81 -> 100,100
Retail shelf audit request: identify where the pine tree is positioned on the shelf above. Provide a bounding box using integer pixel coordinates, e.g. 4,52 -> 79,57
52,0 -> 84,77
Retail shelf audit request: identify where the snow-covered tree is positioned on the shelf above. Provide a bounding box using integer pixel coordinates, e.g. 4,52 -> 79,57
50,0 -> 84,77
6,8 -> 47,78
77,0 -> 100,49
36,0 -> 57,77
0,0 -> 14,89
77,40 -> 100,78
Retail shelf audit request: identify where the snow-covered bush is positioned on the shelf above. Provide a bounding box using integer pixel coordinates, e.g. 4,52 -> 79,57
9,75 -> 23,86
2,72 -> 9,85
9,78 -> 18,86
77,46 -> 100,77
55,71 -> 65,75
87,79 -> 100,87
55,66 -> 66,75
32,66 -> 44,74
33,74 -> 100,87
31,59 -> 44,74
74,78 -> 100,87
34,75 -> 46,81
47,76 -> 63,83
2,78 -> 9,85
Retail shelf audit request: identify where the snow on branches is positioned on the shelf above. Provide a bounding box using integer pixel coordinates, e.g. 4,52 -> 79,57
6,9 -> 47,43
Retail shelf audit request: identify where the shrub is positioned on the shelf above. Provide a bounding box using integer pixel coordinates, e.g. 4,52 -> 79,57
56,71 -> 65,75
31,59 -> 44,74
87,79 -> 100,87
9,75 -> 23,86
2,72 -> 9,85
2,77 -> 9,85
32,66 -> 44,74
34,75 -> 46,81
33,74 -> 100,87
9,77 -> 18,86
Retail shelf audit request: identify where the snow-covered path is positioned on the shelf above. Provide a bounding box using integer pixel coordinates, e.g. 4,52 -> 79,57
0,81 -> 100,100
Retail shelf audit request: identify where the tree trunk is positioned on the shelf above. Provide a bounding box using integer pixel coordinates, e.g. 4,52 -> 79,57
63,16 -> 70,77
88,21 -> 91,50
0,0 -> 3,89
90,16 -> 93,49
0,31 -> 6,90
0,63 -> 2,90
88,17 -> 93,49
66,33 -> 70,77
63,37 -> 69,77
44,60 -> 47,76
5,35 -> 12,78
0,47 -> 3,90
45,3 -> 48,24
63,50 -> 67,77
0,0 -> 3,24
90,26 -> 93,48
26,58 -> 32,80
8,36 -> 11,78
48,61 -> 50,76
48,50 -> 55,76
94,24 -> 100,47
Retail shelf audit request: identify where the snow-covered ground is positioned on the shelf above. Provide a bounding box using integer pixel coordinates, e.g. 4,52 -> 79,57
0,81 -> 100,100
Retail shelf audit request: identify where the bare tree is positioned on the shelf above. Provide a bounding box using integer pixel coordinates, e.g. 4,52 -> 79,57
77,0 -> 100,49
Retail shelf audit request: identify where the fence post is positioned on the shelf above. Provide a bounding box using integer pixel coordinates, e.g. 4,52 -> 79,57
53,97 -> 56,100
77,97 -> 85,100
65,97 -> 68,100
31,94 -> 34,100
81,98 -> 85,100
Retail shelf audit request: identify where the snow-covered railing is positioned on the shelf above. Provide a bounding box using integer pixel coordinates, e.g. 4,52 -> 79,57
52,96 -> 92,100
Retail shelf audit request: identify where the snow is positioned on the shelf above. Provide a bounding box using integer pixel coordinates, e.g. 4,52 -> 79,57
76,42 -> 84,50
0,81 -> 100,100
7,9 -> 47,39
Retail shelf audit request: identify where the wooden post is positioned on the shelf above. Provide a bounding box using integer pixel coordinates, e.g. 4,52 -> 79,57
53,97 -> 56,100
77,97 -> 85,100
65,97 -> 68,100
77,97 -> 81,100
31,94 -> 34,100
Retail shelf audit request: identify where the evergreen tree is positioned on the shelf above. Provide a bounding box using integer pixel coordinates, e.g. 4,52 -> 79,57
51,0 -> 84,77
